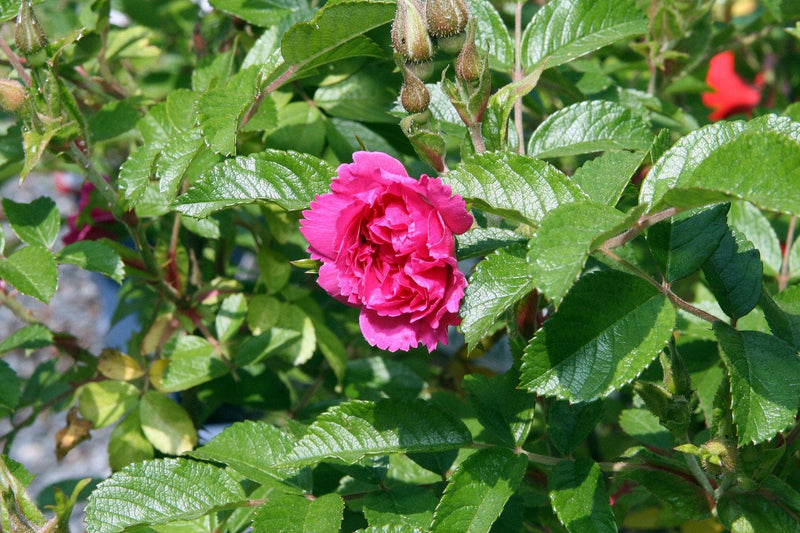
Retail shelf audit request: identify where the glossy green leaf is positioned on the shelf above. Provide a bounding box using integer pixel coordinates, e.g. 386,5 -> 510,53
521,0 -> 648,71
273,399 -> 472,468
0,245 -> 58,303
528,101 -> 652,158
466,0 -> 514,70
547,400 -> 603,455
431,447 -> 527,532
571,151 -> 644,206
619,468 -> 711,520
456,228 -> 527,260
548,458 -> 617,533
363,485 -> 437,531
1,197 -> 60,248
79,381 -> 139,429
460,243 -> 534,351
88,98 -> 141,143
681,340 -> 724,425
761,286 -> 800,350
618,408 -> 673,449
344,357 -> 425,401
702,228 -> 762,320
117,144 -> 160,210
197,66 -> 260,155
0,360 -> 20,410
728,201 -> 783,277
718,491 -> 800,533
264,102 -> 326,156
0,323 -> 53,355
463,369 -> 537,446
646,203 -> 730,282
209,0 -> 303,27
216,294 -> 247,343
528,201 -> 625,302
161,335 -> 228,392
108,411 -> 155,472
172,150 -> 335,217
138,391 -> 198,455
252,492 -> 343,533
520,270 -> 676,402
234,328 -> 302,367
714,322 -> 800,445
314,69 -> 396,123
448,152 -> 586,226
84,458 -> 246,533
155,131 -> 213,199
57,240 -> 125,283
0,0 -> 44,22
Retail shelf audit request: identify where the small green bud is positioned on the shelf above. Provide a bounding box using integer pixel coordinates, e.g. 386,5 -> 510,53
426,0 -> 469,38
391,0 -> 434,63
400,65 -> 430,114
0,79 -> 26,112
455,22 -> 482,82
15,1 -> 48,56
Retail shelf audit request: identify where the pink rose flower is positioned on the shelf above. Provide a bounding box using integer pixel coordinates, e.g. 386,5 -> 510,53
300,152 -> 473,352
701,51 -> 763,121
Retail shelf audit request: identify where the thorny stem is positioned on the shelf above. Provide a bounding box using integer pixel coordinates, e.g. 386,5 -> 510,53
68,143 -> 117,208
778,215 -> 796,291
513,0 -> 524,154
0,38 -> 31,85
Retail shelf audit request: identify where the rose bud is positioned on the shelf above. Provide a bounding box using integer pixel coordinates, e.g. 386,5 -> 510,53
426,0 -> 469,38
391,0 -> 434,63
456,22 -> 482,83
15,1 -> 48,56
400,64 -> 431,114
0,79 -> 26,112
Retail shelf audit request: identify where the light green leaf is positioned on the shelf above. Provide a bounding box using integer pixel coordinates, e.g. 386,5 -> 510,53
216,294 -> 247,343
521,0 -> 648,71
139,391 -> 197,455
108,411 -> 155,472
57,240 -> 125,283
483,65 -> 547,151
273,399 -> 472,468
209,0 -> 304,27
234,328 -> 302,367
264,102 -> 326,155
462,369 -> 537,447
363,486 -> 437,531
84,458 -> 246,533
702,228 -> 762,320
118,144 -> 160,210
761,286 -> 800,350
0,245 -> 58,303
197,66 -> 260,155
714,322 -> 800,445
528,201 -> 625,302
646,203 -> 730,283
172,150 -> 335,217
728,201 -> 783,277
0,323 -> 53,355
0,0 -> 44,22
466,0 -> 514,70
571,151 -> 645,206
528,101 -> 652,158
547,400 -> 603,455
549,458 -> 617,532
79,381 -> 139,429
431,447 -> 527,532
0,360 -> 20,410
448,152 -> 586,226
1,197 -> 60,248
155,131 -> 210,199
161,335 -> 228,392
520,270 -> 676,402
20,118 -> 63,181
460,243 -> 534,351
252,492 -> 343,533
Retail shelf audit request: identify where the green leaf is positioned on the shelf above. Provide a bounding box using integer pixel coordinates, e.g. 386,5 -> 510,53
646,203 -> 730,282
0,323 -> 53,355
714,322 -> 800,445
2,197 -> 60,248
234,328 -> 302,367
718,491 -> 800,533
265,102 -> 326,156
314,69 -> 396,124
460,243 -> 534,351
456,228 -> 527,260
682,340 -> 724,425
363,485 -> 437,531
761,286 -> 800,350
138,391 -> 198,455
466,0 -> 514,70
483,65 -> 547,151
528,201 -> 625,302
618,408 -> 674,449
571,151 -> 644,206
84,458 -> 246,533
448,152 -> 586,226
155,131 -> 216,200
728,201 -> 783,277
197,66 -> 260,155
431,447 -> 528,533
549,458 -> 617,532
639,121 -> 746,207
462,369 -> 537,447
521,0 -> 648,71
273,399 -> 472,468
528,101 -> 652,158
79,381 -> 139,429
57,240 -> 125,283
702,228 -> 763,320
108,411 -> 155,472
89,98 -> 141,143
172,150 -> 335,217
209,0 -> 304,27
520,270 -> 676,402
252,492 -> 344,533
161,335 -> 228,392
0,0 -> 43,22
20,118 -> 63,181
791,237 -> 800,280
216,294 -> 247,343
619,468 -> 711,520
547,400 -> 603,455
344,357 -> 425,401
117,144 -> 160,210
0,245 -> 58,303
0,360 -> 20,410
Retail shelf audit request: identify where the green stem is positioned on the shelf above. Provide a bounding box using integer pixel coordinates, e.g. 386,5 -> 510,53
602,207 -> 680,250
0,290 -> 40,325
778,215 -> 796,291
513,0 -> 524,154
68,143 -> 117,208
468,123 -> 486,153
0,38 -> 31,85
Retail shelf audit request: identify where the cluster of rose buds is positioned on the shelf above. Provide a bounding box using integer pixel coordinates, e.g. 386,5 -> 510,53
392,0 -> 475,114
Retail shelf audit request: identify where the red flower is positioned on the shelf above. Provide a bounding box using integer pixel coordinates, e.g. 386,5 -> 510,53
701,51 -> 762,121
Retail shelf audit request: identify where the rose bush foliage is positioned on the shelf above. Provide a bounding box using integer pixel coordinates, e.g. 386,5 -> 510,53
0,0 -> 799,532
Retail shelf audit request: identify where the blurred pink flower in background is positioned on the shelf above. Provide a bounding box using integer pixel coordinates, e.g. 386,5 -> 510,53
702,50 -> 763,121
62,181 -> 117,244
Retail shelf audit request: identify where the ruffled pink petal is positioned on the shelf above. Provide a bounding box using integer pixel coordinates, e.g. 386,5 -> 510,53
359,308 -> 446,352
419,175 -> 473,234
300,191 -> 355,261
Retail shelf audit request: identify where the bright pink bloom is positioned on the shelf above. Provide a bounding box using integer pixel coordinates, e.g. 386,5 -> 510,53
300,152 -> 473,352
702,51 -> 762,121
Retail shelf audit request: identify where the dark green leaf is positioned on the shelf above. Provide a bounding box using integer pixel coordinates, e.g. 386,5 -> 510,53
547,400 -> 603,455
314,69 -> 397,124
728,201 -> 783,277
344,357 -> 424,401
0,360 -> 20,410
209,0 -> 302,27
1,196 -> 60,248
172,150 -> 335,217
527,101 -> 652,158
702,228 -> 762,319
520,270 -> 676,402
89,99 -> 141,142
108,411 -> 155,472
57,240 -> 125,283
197,66 -> 260,155
463,369 -> 537,446
252,492 -> 343,533
718,491 -> 800,533
619,468 -> 711,520
571,151 -> 644,206
528,201 -> 625,302
646,203 -> 730,282
548,458 -> 617,533
0,245 -> 58,303
521,0 -> 648,71
714,322 -> 800,445
761,286 -> 800,350
460,243 -> 534,351
456,228 -> 527,259
431,447 -> 528,532
448,152 -> 586,226
618,408 -> 674,449
363,485 -> 437,531
264,102 -> 326,156
84,458 -> 246,533
0,323 -> 53,355
681,340 -> 724,425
